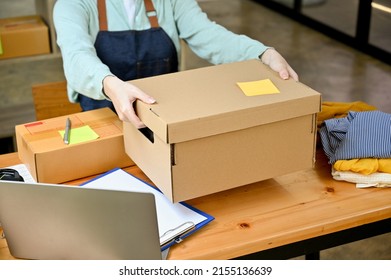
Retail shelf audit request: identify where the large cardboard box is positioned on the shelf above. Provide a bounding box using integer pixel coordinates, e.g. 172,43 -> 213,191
16,108 -> 134,183
0,15 -> 50,60
124,59 -> 321,202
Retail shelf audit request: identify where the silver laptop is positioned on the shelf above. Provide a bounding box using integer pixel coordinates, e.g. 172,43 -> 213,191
0,180 -> 163,260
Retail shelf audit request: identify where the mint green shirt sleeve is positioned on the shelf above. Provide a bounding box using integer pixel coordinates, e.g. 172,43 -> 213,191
54,0 -> 113,102
54,0 -> 269,102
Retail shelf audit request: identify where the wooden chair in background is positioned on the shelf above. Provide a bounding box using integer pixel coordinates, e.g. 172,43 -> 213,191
32,81 -> 82,120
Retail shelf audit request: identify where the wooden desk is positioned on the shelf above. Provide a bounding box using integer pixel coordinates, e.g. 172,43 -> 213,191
1,151 -> 390,260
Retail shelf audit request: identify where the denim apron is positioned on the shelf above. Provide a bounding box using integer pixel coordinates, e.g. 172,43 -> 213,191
79,0 -> 178,111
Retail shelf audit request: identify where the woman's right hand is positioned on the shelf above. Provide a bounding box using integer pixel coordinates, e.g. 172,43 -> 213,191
103,76 -> 156,128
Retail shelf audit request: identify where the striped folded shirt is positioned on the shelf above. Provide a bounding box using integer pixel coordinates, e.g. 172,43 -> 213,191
319,111 -> 391,164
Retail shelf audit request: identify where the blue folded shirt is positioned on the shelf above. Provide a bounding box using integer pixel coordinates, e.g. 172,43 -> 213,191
319,111 -> 391,164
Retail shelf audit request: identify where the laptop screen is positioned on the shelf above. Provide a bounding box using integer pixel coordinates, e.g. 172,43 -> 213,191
0,181 -> 162,260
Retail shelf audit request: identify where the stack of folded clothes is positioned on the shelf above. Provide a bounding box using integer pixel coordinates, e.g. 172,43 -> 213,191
319,103 -> 391,188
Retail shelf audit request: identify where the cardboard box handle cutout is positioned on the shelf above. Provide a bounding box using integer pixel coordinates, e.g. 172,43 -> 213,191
139,127 -> 154,143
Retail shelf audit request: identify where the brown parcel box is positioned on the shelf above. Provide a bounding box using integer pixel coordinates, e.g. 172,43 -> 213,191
124,59 -> 321,202
0,15 -> 50,60
16,108 -> 134,183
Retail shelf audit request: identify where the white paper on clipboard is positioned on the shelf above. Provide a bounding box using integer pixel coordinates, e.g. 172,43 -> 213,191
81,168 -> 210,247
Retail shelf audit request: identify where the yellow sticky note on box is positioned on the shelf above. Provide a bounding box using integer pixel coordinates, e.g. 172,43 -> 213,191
59,125 -> 99,145
237,79 -> 280,96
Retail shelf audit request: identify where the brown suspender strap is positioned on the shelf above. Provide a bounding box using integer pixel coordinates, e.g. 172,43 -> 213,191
144,0 -> 159,28
97,0 -> 108,31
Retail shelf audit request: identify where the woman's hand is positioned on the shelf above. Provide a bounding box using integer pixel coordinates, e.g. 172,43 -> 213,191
260,48 -> 299,82
103,76 -> 156,128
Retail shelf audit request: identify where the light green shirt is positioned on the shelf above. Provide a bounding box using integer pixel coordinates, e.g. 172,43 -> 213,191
53,0 -> 268,102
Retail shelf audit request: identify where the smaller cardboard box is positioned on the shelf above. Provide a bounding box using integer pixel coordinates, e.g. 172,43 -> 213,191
16,108 -> 134,183
124,59 -> 321,202
0,15 -> 50,60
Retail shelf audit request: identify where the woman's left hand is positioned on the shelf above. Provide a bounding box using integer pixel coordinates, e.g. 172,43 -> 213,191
260,48 -> 299,82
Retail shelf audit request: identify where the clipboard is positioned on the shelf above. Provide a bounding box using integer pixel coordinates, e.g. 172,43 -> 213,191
81,168 -> 214,251
159,201 -> 214,251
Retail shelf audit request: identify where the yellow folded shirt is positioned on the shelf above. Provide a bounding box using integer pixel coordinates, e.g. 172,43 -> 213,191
333,158 -> 391,175
379,159 -> 391,173
317,101 -> 377,128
